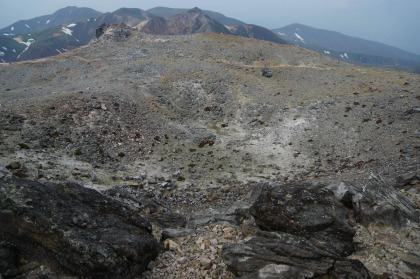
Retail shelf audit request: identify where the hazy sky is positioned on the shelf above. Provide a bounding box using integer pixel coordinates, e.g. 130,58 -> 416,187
1,0 -> 419,55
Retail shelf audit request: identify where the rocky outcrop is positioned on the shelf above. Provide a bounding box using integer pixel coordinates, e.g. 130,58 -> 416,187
260,67 -> 273,78
327,178 -> 419,227
0,173 -> 159,278
96,23 -> 132,41
223,231 -> 371,278
222,182 -> 370,278
250,182 -> 356,256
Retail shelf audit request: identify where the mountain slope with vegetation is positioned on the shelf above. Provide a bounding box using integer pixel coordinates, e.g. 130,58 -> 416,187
273,23 -> 420,71
0,6 -> 102,36
1,7 -> 285,63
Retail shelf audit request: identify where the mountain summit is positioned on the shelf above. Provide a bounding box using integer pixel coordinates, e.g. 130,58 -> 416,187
139,7 -> 230,35
147,6 -> 246,26
139,8 -> 286,44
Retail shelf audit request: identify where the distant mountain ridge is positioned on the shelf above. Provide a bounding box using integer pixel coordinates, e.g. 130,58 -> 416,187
146,7 -> 246,27
0,8 -> 156,62
0,6 -> 102,36
2,6 -> 419,72
140,7 -> 231,35
0,7 -> 286,63
273,23 -> 420,68
139,8 -> 286,45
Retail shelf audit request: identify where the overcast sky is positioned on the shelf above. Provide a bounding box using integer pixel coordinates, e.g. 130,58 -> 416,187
1,0 -> 419,55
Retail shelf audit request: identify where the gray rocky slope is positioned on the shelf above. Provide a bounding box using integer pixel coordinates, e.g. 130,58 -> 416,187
0,25 -> 419,278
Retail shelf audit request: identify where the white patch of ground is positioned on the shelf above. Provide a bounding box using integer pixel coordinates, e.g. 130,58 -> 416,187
61,27 -> 73,36
294,33 -> 305,43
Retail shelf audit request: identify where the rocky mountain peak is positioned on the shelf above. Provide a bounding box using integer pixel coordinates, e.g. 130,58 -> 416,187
187,7 -> 203,14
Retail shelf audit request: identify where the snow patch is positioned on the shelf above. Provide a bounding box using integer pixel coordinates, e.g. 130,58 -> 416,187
20,38 -> 35,47
17,38 -> 35,59
294,33 -> 305,43
340,53 -> 349,59
0,52 -> 4,57
11,26 -> 14,31
62,48 -> 68,52
87,18 -> 90,22
56,49 -> 62,54
46,19 -> 51,24
277,32 -> 285,36
25,24 -> 30,28
94,18 -> 97,22
1,58 -> 5,63
12,49 -> 16,53
2,47 -> 7,51
61,27 -> 73,36
324,50 -> 330,54
67,23 -> 77,28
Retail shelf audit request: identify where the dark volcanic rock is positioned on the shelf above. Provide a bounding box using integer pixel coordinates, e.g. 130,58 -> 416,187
224,182 -> 372,278
250,182 -> 355,256
395,172 -> 420,188
0,176 -> 160,278
222,230 -> 371,278
328,178 -> 419,227
260,67 -> 273,78
96,23 -> 132,41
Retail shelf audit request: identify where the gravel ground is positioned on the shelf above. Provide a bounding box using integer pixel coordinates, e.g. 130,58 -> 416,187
1,29 -> 419,278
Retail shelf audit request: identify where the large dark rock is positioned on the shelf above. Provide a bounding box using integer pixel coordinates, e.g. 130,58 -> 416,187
260,67 -> 273,78
395,172 -> 419,188
222,230 -> 371,278
0,175 -> 160,278
250,182 -> 355,256
327,178 -> 419,227
96,23 -> 132,41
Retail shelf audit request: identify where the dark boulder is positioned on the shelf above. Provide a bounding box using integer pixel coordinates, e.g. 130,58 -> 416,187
222,230 -> 371,278
327,178 -> 419,228
395,172 -> 419,188
96,23 -> 132,41
250,182 -> 355,256
260,67 -> 273,78
0,175 -> 160,278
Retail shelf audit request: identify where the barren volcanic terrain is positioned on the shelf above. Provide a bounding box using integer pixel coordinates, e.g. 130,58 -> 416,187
1,25 -> 419,278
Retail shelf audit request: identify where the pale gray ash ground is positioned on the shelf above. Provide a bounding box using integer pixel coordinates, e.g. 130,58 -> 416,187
1,26 -> 419,278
